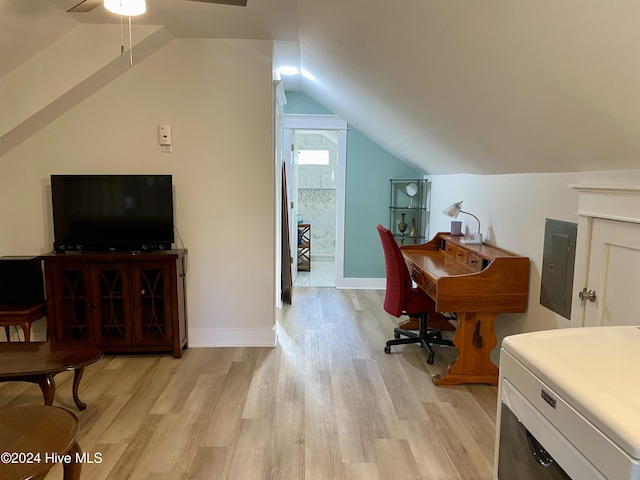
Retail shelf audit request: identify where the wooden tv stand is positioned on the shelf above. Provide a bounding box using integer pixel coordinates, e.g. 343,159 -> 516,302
41,250 -> 188,358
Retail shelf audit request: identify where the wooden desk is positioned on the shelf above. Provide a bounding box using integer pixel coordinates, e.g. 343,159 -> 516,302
401,233 -> 529,386
0,302 -> 46,342
0,342 -> 103,410
0,405 -> 81,480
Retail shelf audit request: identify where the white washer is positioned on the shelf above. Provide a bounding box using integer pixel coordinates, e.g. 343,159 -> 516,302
495,326 -> 640,480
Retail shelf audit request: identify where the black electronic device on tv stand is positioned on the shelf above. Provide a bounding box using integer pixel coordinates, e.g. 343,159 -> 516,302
53,241 -> 172,253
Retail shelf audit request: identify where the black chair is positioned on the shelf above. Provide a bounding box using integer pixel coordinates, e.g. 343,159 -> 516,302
377,225 -> 454,365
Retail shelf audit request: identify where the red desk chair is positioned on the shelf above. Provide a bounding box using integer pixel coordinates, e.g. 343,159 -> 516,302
377,225 -> 453,365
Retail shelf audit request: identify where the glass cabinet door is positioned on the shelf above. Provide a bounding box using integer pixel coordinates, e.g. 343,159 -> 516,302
50,264 -> 94,342
91,263 -> 134,347
132,262 -> 173,346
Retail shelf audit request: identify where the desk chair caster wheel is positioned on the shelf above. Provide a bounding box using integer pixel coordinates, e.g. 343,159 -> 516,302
427,353 -> 435,365
394,332 -> 401,340
384,345 -> 391,354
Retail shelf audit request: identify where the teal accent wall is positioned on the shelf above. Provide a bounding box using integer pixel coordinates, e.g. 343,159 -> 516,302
344,128 -> 423,278
284,92 -> 334,115
284,91 -> 423,279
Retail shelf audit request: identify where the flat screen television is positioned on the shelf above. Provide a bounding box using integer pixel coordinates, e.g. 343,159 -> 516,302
51,174 -> 175,252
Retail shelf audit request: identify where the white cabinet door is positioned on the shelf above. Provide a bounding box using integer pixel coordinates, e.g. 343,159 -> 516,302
583,218 -> 640,327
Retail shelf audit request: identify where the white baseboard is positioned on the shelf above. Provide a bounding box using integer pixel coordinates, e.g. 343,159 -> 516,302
188,325 -> 277,348
335,277 -> 385,289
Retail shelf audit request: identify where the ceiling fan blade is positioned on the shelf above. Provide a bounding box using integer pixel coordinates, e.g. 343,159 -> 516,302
186,0 -> 248,6
68,0 -> 103,13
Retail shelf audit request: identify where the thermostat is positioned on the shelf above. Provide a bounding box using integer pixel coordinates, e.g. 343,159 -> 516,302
158,124 -> 172,146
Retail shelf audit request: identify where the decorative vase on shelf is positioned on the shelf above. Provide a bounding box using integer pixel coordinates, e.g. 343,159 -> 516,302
398,213 -> 407,236
409,217 -> 417,237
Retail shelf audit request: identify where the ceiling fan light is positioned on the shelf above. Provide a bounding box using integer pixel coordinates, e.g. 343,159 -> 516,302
104,0 -> 146,16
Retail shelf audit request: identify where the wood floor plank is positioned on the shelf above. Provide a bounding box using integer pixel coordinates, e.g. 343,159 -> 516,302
149,354 -> 210,415
0,287 -> 499,480
188,446 -> 233,479
242,347 -> 281,419
402,419 -> 463,480
85,442 -> 129,480
104,414 -> 162,480
77,392 -> 131,447
273,400 -> 305,478
374,438 -> 423,479
129,412 -> 203,476
200,355 -> 258,448
226,417 -> 274,479
341,462 -> 382,480
423,402 -> 494,479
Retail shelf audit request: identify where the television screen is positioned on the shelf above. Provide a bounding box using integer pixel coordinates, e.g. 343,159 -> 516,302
51,174 -> 174,252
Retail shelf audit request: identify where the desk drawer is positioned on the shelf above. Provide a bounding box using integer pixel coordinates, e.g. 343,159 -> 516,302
467,252 -> 484,271
444,243 -> 468,264
410,266 -> 436,300
443,242 -> 457,257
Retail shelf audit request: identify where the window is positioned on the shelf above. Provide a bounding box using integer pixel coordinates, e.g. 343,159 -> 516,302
298,150 -> 329,165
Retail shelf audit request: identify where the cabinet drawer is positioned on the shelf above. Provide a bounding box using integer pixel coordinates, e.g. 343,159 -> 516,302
467,252 -> 484,271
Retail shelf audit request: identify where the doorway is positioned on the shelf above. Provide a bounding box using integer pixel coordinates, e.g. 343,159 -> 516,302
292,129 -> 337,287
282,115 -> 348,289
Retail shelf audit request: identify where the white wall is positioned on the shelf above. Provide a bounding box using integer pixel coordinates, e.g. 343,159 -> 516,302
428,169 -> 640,362
0,37 -> 276,347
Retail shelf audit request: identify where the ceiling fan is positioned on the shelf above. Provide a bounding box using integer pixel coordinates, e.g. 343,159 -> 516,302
67,0 -> 247,13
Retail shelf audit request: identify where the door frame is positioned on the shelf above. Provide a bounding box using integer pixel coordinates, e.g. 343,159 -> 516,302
283,114 -> 348,288
570,184 -> 640,326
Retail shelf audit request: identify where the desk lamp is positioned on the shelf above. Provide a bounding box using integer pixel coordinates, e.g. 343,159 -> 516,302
443,201 -> 483,244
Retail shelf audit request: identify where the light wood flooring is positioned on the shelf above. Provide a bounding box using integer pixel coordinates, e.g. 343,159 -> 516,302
0,288 -> 498,479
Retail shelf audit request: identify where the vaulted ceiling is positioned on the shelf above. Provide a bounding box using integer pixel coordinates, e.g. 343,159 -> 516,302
5,0 -> 640,174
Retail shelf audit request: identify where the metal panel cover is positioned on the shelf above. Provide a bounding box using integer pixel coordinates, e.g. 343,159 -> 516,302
540,219 -> 577,319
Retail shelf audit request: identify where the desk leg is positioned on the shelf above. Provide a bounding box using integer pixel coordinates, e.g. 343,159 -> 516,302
432,312 -> 499,386
38,374 -> 56,405
72,368 -> 87,411
63,441 -> 83,480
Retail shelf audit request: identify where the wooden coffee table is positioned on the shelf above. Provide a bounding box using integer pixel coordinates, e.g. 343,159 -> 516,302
0,342 -> 103,410
0,405 -> 81,480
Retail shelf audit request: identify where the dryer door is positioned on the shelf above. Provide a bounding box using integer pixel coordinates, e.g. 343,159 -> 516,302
498,403 -> 571,479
